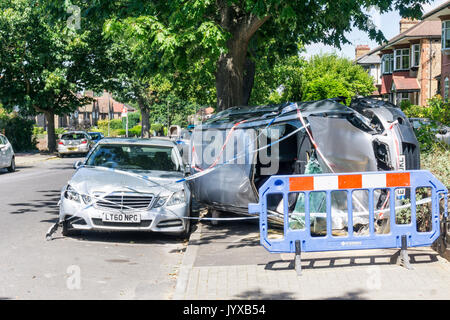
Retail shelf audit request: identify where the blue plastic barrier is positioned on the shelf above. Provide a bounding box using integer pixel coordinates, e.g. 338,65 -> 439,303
248,170 -> 448,274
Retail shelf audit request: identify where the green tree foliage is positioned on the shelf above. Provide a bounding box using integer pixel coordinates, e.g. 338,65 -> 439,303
301,54 -> 376,104
0,0 -> 95,152
43,0 -> 429,111
251,54 -> 376,105
402,95 -> 450,153
0,113 -> 36,152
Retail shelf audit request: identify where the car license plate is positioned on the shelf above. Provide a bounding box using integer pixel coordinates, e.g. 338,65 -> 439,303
68,147 -> 78,151
102,212 -> 141,223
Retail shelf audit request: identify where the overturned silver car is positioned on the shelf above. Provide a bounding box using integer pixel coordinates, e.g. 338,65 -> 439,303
188,97 -> 420,233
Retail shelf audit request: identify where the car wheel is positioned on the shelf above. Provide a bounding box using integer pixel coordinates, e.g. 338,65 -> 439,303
58,153 -> 65,158
7,157 -> 15,172
62,218 -> 82,237
177,204 -> 192,241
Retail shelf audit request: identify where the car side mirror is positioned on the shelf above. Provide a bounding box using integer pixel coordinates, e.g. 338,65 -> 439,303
73,161 -> 83,169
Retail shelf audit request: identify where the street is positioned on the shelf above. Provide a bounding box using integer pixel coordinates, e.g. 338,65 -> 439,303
0,157 -> 187,299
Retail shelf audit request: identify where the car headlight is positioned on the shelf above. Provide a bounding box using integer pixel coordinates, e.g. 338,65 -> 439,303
153,196 -> 169,208
166,190 -> 186,206
81,194 -> 92,204
64,185 -> 80,202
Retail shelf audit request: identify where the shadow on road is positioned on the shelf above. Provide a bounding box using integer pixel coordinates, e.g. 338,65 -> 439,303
62,230 -> 187,245
8,188 -> 60,215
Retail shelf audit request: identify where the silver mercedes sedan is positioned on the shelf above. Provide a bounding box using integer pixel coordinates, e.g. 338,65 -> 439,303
59,137 -> 192,238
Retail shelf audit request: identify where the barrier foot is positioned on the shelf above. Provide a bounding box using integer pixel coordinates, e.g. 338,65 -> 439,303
294,240 -> 302,276
397,235 -> 413,270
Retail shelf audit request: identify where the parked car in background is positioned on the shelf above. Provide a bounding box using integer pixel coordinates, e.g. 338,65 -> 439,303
57,131 -> 93,157
0,134 -> 15,173
88,132 -> 105,143
408,117 -> 450,146
59,138 -> 192,238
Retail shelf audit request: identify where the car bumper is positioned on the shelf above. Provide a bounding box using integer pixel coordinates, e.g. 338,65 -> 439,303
59,197 -> 190,233
58,145 -> 90,154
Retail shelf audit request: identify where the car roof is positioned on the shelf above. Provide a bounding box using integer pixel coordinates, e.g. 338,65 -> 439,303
97,137 -> 177,147
62,131 -> 89,134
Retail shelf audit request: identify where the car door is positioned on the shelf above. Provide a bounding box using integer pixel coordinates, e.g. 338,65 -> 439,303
3,136 -> 13,166
0,135 -> 7,167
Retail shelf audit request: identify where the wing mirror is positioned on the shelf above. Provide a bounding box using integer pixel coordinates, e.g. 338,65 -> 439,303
73,161 -> 83,169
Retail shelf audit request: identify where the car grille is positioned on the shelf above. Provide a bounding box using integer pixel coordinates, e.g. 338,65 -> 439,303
94,193 -> 154,210
92,219 -> 152,228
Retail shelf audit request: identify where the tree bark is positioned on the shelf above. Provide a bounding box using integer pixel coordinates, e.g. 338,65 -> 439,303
242,57 -> 256,105
215,7 -> 271,110
215,38 -> 248,111
45,111 -> 57,153
138,98 -> 150,138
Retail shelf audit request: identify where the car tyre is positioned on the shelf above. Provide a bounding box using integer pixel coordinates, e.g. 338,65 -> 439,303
7,157 -> 15,172
177,203 -> 192,241
62,219 -> 82,237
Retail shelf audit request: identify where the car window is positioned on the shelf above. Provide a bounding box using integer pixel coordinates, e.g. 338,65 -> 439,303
86,144 -> 180,171
89,133 -> 100,139
61,133 -> 88,140
0,135 -> 5,144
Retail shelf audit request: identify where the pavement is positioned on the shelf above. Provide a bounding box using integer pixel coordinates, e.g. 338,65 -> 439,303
174,214 -> 450,300
15,152 -> 58,166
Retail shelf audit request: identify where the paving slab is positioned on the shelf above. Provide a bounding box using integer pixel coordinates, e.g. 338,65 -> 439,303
175,215 -> 450,300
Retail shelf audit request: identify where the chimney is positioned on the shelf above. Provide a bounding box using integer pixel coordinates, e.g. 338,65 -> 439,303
399,18 -> 420,33
355,45 -> 370,59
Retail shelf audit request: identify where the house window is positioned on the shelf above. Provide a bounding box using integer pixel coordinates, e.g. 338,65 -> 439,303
444,77 -> 449,101
394,49 -> 410,70
411,44 -> 420,67
396,92 -> 410,106
442,21 -> 450,50
381,54 -> 393,74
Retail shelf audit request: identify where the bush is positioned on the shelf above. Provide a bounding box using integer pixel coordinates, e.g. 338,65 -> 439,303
0,114 -> 36,152
55,127 -> 66,135
125,112 -> 141,129
403,95 -> 449,126
402,96 -> 450,153
33,125 -> 45,136
129,125 -> 142,137
421,146 -> 450,188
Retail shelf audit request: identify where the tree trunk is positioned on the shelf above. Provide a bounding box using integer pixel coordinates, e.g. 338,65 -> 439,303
215,6 -> 270,111
215,38 -> 248,111
242,57 -> 256,105
138,98 -> 150,138
45,111 -> 57,153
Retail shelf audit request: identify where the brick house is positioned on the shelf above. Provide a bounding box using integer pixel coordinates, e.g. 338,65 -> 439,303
35,90 -> 135,130
363,18 -> 441,106
422,1 -> 450,101
355,45 -> 382,98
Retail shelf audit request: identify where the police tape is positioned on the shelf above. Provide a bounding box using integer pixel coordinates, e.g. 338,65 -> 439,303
46,192 -> 443,240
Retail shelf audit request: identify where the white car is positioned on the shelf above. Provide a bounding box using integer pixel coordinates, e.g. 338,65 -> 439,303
0,134 -> 15,173
59,138 -> 192,238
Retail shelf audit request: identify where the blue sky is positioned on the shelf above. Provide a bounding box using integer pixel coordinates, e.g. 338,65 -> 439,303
303,0 -> 447,59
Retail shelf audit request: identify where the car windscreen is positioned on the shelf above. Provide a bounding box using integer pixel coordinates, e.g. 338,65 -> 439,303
61,133 -> 87,140
86,144 -> 180,171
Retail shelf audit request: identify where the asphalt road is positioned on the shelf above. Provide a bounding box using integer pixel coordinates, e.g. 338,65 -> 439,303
0,156 -> 187,300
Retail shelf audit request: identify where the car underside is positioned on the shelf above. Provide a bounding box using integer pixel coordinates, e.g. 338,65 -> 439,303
188,97 -> 420,233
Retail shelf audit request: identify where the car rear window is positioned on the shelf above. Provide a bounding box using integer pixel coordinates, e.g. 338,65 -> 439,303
61,133 -> 87,140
